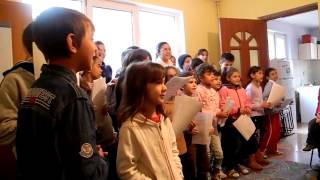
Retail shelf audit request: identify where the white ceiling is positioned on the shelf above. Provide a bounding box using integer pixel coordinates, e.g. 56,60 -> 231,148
276,10 -> 319,28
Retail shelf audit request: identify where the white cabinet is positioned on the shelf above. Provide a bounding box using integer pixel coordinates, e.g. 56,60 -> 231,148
298,43 -> 317,60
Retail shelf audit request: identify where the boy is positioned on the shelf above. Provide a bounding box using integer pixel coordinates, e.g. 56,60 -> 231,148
219,53 -> 235,84
16,7 -> 108,180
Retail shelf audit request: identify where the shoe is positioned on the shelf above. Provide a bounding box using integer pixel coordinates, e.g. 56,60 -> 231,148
235,164 -> 250,175
211,168 -> 227,179
247,155 -> 263,171
303,144 -> 315,151
227,169 -> 240,178
255,151 -> 270,166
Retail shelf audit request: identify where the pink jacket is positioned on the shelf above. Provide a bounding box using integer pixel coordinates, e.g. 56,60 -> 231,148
316,88 -> 320,115
219,86 -> 251,118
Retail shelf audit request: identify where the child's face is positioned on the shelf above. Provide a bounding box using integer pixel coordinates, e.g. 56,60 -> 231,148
96,44 -> 106,60
221,60 -> 233,70
183,77 -> 197,96
159,44 -> 172,61
91,58 -> 102,80
166,68 -> 177,82
198,51 -> 208,62
267,70 -> 278,81
183,57 -> 192,71
146,78 -> 167,105
211,75 -> 222,90
78,25 -> 96,72
251,70 -> 264,83
200,71 -> 214,86
228,71 -> 241,85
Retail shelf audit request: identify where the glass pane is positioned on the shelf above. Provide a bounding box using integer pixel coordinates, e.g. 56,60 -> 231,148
230,37 -> 239,46
275,34 -> 286,59
249,38 -> 257,47
139,11 -> 178,60
268,32 -> 275,60
245,32 -> 251,40
92,7 -> 134,76
235,32 -> 242,40
231,50 -> 241,73
22,0 -> 83,19
250,50 -> 259,66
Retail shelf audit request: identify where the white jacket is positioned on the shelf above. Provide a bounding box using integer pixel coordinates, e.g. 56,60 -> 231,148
117,113 -> 183,180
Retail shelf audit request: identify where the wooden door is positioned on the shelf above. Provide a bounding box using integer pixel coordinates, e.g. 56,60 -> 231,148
219,18 -> 269,84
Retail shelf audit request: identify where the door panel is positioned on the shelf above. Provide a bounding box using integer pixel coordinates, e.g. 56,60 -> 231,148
219,18 -> 269,84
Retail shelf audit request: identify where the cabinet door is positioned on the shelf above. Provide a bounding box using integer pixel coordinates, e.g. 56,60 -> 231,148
298,43 -> 317,60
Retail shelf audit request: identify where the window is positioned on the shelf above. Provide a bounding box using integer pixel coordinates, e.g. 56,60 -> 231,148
268,31 -> 287,60
87,0 -> 185,75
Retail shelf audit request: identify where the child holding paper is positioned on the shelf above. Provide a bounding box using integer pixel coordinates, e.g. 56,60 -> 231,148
219,67 -> 261,178
246,66 -> 271,166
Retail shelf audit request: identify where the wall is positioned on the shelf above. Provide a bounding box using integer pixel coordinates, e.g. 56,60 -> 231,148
134,0 -> 220,65
219,0 -> 318,19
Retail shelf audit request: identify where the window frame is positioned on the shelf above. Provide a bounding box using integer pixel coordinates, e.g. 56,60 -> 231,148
267,30 -> 288,60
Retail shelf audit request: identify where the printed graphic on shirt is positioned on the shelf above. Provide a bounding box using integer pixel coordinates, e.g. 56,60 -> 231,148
22,88 -> 56,110
79,143 -> 93,158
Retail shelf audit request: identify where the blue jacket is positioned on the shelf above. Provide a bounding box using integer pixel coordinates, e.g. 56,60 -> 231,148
16,64 -> 108,180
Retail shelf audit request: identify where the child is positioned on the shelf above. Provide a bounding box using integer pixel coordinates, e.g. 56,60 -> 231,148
196,48 -> 209,63
219,52 -> 235,84
116,62 -> 183,179
219,67 -> 260,178
178,54 -> 192,72
246,66 -> 271,166
193,63 -> 216,179
16,7 -> 108,179
80,56 -> 102,96
164,66 -> 178,83
261,68 -> 283,155
210,70 -> 228,179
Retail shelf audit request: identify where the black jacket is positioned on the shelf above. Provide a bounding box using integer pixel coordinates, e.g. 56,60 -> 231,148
16,64 -> 107,180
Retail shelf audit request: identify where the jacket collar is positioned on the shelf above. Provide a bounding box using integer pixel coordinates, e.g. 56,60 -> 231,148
223,83 -> 241,90
132,113 -> 165,126
41,64 -> 77,84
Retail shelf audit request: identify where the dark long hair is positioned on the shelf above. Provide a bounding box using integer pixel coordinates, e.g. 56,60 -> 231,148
118,62 -> 166,126
262,67 -> 277,90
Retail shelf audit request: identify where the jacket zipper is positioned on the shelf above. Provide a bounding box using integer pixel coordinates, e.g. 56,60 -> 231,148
157,124 -> 175,180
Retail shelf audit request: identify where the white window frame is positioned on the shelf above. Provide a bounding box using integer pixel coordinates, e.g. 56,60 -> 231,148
268,30 -> 288,60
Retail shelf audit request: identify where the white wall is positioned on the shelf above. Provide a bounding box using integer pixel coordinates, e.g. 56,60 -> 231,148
0,25 -> 13,82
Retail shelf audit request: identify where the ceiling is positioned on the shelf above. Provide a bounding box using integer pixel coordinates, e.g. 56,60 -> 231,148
276,10 -> 319,28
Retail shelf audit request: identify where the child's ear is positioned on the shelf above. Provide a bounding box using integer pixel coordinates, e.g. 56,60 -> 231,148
66,33 -> 77,54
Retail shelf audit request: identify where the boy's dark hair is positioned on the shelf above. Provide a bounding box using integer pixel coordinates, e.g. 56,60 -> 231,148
33,7 -> 94,61
118,62 -> 166,126
219,52 -> 235,64
121,46 -> 140,63
95,41 -> 104,46
22,22 -> 34,57
190,58 -> 203,70
196,48 -> 208,56
195,63 -> 215,78
156,42 -> 169,58
248,66 -> 262,79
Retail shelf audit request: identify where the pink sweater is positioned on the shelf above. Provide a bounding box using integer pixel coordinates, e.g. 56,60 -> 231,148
219,86 -> 251,119
196,84 -> 220,116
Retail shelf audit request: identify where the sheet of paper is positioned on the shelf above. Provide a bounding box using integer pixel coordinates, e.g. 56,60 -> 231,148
191,112 -> 213,145
171,96 -> 202,135
223,97 -> 234,113
233,115 -> 256,141
92,78 -> 107,122
164,76 -> 191,101
267,82 -> 285,106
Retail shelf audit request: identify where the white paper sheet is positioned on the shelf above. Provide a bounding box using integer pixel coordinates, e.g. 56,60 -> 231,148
92,78 -> 107,122
171,96 -> 202,135
233,115 -> 256,141
267,82 -> 285,106
191,112 -> 213,145
164,76 -> 191,101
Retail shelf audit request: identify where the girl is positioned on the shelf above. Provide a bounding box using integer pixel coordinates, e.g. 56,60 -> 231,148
156,42 -> 173,66
164,66 -> 178,83
177,54 -> 192,72
80,56 -> 102,96
196,48 -> 209,63
116,62 -> 183,180
219,67 -> 260,178
261,68 -> 283,155
246,66 -> 271,166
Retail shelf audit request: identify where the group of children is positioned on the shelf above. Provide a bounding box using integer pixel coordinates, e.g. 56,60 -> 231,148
0,7 -> 288,180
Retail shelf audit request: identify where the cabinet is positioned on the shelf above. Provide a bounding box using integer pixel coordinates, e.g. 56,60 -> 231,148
298,43 -> 317,60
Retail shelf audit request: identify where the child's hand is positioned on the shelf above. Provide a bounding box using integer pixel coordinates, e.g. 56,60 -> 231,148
96,145 -> 108,158
191,127 -> 199,135
209,128 -> 215,135
261,101 -> 272,109
188,121 -> 196,131
240,107 -> 251,115
216,111 -> 229,118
